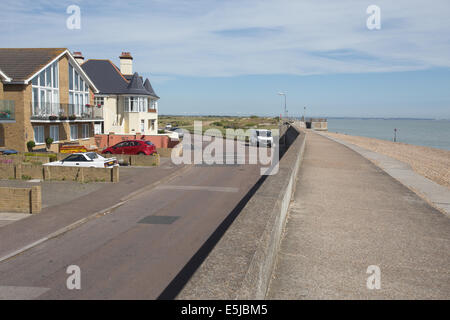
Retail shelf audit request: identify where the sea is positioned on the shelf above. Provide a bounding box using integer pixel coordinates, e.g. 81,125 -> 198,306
326,119 -> 450,151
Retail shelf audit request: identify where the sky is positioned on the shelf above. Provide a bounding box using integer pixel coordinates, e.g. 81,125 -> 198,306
1,0 -> 450,118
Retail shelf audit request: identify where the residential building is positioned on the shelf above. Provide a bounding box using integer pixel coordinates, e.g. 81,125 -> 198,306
0,48 -> 102,152
80,52 -> 160,136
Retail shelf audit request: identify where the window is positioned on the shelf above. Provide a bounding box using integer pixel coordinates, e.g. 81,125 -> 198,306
50,125 -> 59,142
63,154 -> 87,162
124,97 -> 148,112
82,124 -> 89,139
70,125 -> 78,140
94,97 -> 104,107
31,61 -> 59,116
150,100 -> 157,110
34,126 -> 44,144
68,62 -> 89,116
86,152 -> 99,160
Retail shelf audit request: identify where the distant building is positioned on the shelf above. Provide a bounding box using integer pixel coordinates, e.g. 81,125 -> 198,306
80,52 -> 159,136
0,48 -> 101,152
306,118 -> 328,131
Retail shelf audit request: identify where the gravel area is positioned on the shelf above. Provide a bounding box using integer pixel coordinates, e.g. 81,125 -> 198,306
324,132 -> 450,188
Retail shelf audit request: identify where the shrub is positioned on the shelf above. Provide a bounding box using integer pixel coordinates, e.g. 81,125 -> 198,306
27,141 -> 35,152
46,137 -> 54,147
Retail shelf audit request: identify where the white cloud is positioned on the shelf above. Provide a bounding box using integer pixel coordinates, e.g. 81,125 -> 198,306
1,0 -> 449,77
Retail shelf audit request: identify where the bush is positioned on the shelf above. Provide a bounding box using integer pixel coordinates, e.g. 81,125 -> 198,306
46,137 -> 54,147
26,141 -> 35,152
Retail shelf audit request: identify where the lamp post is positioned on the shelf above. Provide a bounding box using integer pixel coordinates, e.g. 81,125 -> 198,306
278,92 -> 287,120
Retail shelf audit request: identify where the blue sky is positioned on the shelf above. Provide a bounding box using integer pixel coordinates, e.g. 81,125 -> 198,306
1,0 -> 450,118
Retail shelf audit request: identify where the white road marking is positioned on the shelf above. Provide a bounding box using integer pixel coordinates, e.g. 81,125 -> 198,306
0,286 -> 49,300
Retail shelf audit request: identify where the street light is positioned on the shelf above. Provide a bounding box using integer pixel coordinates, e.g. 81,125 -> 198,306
278,92 -> 287,120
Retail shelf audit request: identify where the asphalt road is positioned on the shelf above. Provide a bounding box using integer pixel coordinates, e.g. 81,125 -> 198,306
0,138 -> 265,299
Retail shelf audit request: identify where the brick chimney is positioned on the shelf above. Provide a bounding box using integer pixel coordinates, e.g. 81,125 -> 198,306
73,51 -> 84,65
119,51 -> 133,75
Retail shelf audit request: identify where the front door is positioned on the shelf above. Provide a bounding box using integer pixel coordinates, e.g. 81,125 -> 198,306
140,120 -> 145,134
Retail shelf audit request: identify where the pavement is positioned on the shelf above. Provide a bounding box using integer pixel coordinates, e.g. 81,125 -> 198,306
321,133 -> 450,216
267,131 -> 450,299
0,138 -> 264,299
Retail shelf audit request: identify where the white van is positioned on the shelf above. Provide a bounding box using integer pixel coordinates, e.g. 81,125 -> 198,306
249,129 -> 273,147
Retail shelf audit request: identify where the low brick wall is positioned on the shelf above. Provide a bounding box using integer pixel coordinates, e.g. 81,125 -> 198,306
19,163 -> 45,180
157,143 -> 183,158
44,166 -> 119,182
0,186 -> 41,214
130,154 -> 160,166
0,164 -> 15,179
95,133 -> 173,149
0,154 -> 52,165
104,153 -> 160,166
0,163 -> 119,183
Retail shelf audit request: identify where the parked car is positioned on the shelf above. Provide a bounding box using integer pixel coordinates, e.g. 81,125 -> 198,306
0,148 -> 18,155
249,129 -> 273,147
168,127 -> 184,139
43,152 -> 118,168
102,140 -> 157,155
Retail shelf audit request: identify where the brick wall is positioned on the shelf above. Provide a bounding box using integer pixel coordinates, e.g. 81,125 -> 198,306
0,186 -> 41,214
0,163 -> 119,182
1,84 -> 29,150
0,164 -> 15,179
95,133 -> 174,149
103,153 -> 160,166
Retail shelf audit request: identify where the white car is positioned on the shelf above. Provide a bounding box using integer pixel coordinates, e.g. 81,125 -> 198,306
249,129 -> 274,147
44,152 -> 118,168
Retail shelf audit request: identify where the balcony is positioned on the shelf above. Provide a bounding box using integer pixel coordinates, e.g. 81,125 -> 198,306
0,100 -> 15,121
30,103 -> 103,121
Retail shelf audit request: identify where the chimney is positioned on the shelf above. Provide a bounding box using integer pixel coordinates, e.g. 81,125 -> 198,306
73,51 -> 84,65
119,51 -> 133,75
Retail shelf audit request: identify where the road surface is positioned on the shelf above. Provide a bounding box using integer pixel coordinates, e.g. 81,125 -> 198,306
0,138 -> 267,299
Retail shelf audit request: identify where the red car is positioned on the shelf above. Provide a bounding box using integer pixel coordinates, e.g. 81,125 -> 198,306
102,140 -> 157,155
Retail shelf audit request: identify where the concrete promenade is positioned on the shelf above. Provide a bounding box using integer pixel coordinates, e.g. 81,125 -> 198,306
268,131 -> 450,299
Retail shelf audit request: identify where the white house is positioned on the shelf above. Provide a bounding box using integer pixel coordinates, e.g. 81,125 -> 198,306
79,52 -> 159,136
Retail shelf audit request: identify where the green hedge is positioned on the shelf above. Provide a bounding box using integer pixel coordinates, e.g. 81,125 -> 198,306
24,152 -> 58,160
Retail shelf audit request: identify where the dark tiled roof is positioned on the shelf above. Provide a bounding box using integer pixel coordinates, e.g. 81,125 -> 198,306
144,78 -> 159,98
81,59 -> 159,98
0,48 -> 66,81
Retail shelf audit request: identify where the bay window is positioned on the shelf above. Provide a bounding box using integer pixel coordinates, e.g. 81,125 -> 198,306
124,97 -> 148,112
